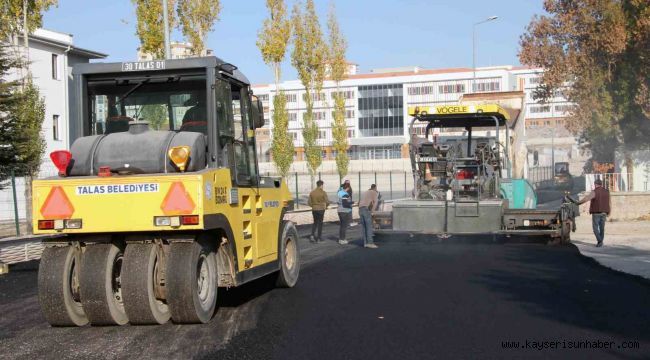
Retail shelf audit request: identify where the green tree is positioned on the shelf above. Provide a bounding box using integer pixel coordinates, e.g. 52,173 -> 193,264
519,0 -> 650,168
0,45 -> 22,189
0,0 -> 58,43
257,0 -> 291,90
177,0 -> 221,56
327,3 -> 349,179
12,78 -> 46,179
140,104 -> 169,130
1,76 -> 46,233
269,94 -> 294,178
257,0 -> 293,178
291,0 -> 327,183
132,0 -> 176,60
1,1 -> 54,232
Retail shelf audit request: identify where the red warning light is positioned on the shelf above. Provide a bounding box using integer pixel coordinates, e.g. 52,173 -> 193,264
40,186 -> 75,219
50,150 -> 72,176
161,182 -> 196,215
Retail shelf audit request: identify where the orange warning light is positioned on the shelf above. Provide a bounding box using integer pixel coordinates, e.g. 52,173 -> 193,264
161,182 -> 196,215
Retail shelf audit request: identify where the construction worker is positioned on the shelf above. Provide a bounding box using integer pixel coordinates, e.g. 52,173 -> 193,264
337,183 -> 353,245
572,178 -> 611,247
358,184 -> 379,249
308,180 -> 329,243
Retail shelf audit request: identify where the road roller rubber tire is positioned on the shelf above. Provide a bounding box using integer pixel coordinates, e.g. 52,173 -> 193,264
121,243 -> 170,325
166,242 -> 218,324
80,244 -> 128,325
276,221 -> 300,288
38,246 -> 88,327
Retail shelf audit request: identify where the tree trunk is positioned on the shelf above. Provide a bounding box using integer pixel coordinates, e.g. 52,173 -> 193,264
24,175 -> 33,234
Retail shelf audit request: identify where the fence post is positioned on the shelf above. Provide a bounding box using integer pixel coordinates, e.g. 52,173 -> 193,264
389,171 -> 393,200
11,169 -> 20,236
358,172 -> 361,203
404,171 -> 407,198
294,172 -> 299,209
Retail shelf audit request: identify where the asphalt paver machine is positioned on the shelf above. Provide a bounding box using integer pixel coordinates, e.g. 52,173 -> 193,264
373,104 -> 574,240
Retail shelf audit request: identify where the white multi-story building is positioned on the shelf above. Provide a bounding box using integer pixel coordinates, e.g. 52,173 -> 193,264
0,29 -> 106,221
13,29 -> 107,174
252,64 -> 580,167
138,41 -> 214,61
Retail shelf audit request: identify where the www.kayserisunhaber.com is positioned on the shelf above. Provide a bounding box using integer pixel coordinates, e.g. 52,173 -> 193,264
501,339 -> 640,351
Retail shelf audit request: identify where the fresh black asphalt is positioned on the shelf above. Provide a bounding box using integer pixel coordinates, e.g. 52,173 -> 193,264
1,222 -> 649,359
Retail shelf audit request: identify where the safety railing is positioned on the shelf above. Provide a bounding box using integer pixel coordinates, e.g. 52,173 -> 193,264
281,171 -> 415,209
584,173 -> 645,192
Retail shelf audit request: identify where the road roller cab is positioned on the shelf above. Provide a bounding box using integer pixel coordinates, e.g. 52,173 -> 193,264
34,57 -> 300,327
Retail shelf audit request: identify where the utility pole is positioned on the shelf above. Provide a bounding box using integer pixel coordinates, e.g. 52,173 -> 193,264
551,127 -> 556,177
472,16 -> 498,92
162,0 -> 171,59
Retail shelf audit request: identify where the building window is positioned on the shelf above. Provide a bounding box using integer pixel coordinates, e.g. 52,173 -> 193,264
51,54 -> 59,80
288,112 -> 298,122
304,111 -> 326,121
353,145 -> 402,160
318,130 -> 327,139
473,81 -> 500,92
554,104 -> 574,112
53,115 -> 60,140
285,93 -> 297,103
331,90 -> 354,100
357,83 -> 404,137
528,76 -> 541,85
289,131 -> 298,141
438,84 -> 465,94
347,129 -> 355,138
303,92 -> 326,102
407,85 -> 433,96
258,94 -> 269,102
529,105 -> 551,114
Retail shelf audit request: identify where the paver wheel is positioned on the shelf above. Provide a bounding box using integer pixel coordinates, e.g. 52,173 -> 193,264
560,219 -> 572,244
166,241 -> 218,324
80,244 -> 128,325
121,243 -> 170,325
38,246 -> 88,327
276,221 -> 300,288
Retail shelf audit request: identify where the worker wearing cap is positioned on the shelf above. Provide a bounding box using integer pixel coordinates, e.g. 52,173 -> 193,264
572,179 -> 611,247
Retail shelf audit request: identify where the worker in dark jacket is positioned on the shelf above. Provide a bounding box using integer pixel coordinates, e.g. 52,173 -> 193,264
573,179 -> 611,247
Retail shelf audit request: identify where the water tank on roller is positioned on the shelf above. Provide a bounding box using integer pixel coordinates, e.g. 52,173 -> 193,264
68,122 -> 207,176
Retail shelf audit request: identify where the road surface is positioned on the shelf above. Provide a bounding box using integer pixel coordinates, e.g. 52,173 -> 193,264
1,223 -> 649,359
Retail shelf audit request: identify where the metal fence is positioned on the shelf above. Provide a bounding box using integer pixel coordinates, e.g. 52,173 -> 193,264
527,166 -> 554,187
280,171 -> 415,208
0,167 -> 58,237
0,172 -> 27,238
